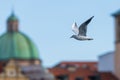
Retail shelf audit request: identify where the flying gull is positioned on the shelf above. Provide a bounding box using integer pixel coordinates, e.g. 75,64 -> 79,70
70,16 -> 94,41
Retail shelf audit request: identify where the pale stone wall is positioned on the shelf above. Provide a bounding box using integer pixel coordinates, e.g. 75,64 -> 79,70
98,52 -> 115,73
0,60 -> 29,80
115,15 -> 120,79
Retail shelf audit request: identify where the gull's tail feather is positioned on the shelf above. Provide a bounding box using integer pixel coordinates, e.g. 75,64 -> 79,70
88,38 -> 93,40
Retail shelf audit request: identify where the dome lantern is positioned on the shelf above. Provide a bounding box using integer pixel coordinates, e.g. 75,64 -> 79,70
7,11 -> 19,32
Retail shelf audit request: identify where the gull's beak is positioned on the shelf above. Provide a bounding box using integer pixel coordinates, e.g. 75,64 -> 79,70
70,36 -> 73,38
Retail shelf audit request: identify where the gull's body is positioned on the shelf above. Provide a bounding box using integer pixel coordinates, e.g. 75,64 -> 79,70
71,35 -> 93,40
71,16 -> 94,41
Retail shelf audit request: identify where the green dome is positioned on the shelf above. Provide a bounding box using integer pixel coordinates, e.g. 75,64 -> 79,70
7,12 -> 18,22
0,32 -> 39,60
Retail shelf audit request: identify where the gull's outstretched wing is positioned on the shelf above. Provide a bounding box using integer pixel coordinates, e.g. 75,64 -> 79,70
79,16 -> 94,36
72,22 -> 79,35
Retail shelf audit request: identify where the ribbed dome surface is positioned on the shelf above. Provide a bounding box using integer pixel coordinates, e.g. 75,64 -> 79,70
0,32 -> 39,60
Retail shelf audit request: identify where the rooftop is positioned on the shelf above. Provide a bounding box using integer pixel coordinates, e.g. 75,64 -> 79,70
112,9 -> 120,17
49,61 -> 118,80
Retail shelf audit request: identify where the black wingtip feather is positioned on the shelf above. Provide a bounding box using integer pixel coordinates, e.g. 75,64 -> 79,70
85,16 -> 94,24
90,16 -> 94,20
91,16 -> 94,18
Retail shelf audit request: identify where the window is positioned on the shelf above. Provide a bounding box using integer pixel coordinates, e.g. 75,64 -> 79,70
7,69 -> 16,77
56,75 -> 68,80
82,64 -> 89,69
60,64 -> 67,68
67,66 -> 76,72
88,75 -> 101,80
75,77 -> 83,80
41,78 -> 45,80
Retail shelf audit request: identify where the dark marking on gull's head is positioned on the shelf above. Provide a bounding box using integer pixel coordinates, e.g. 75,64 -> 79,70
70,35 -> 76,38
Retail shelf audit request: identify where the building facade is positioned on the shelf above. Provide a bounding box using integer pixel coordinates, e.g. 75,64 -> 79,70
49,62 -> 118,80
0,12 -> 54,80
97,9 -> 120,79
113,9 -> 120,79
0,60 -> 29,80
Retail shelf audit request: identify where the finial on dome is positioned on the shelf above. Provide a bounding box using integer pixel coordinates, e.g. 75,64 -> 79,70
7,7 -> 19,22
11,6 -> 15,16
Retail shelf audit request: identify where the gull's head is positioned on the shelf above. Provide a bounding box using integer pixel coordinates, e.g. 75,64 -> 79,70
70,35 -> 75,38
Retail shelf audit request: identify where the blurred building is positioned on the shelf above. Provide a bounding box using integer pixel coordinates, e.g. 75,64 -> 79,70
49,62 -> 118,80
113,9 -> 120,80
0,60 -> 29,80
98,9 -> 120,80
0,12 -> 54,80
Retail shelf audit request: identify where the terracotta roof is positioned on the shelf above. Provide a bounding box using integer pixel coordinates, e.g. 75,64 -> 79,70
49,67 -> 97,80
99,51 -> 114,58
100,72 -> 119,80
55,61 -> 98,71
49,61 -> 119,80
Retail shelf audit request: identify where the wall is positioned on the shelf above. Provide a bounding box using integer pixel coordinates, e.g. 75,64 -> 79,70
98,52 -> 115,73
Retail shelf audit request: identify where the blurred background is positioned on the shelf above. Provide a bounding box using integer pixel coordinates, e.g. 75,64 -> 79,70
0,0 -> 120,80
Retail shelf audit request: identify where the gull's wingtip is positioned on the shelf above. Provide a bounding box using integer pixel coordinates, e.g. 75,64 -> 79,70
91,16 -> 94,19
88,16 -> 94,21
